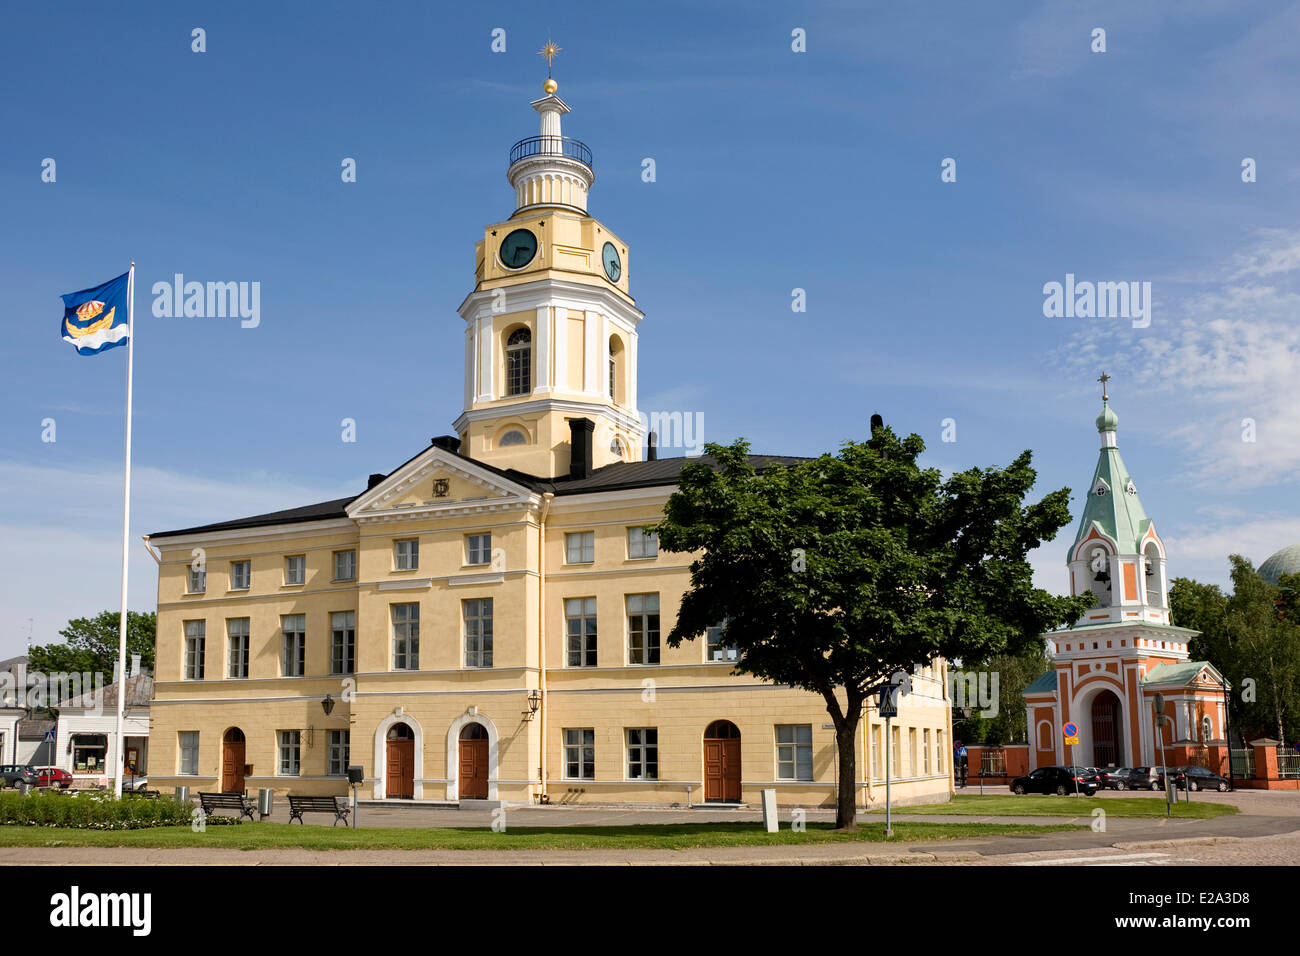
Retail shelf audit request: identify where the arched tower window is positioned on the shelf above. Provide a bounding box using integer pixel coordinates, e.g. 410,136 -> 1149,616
1143,541 -> 1163,608
608,335 -> 624,404
505,328 -> 531,397
1087,545 -> 1113,608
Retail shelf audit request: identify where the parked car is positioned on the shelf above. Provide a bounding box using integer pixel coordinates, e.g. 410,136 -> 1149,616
0,764 -> 38,788
1129,766 -> 1185,790
1105,767 -> 1137,790
30,767 -> 73,790
1082,767 -> 1120,790
1065,766 -> 1108,790
1010,766 -> 1100,796
1175,765 -> 1230,792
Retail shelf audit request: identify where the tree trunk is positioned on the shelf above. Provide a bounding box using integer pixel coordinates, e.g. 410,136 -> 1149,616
832,711 -> 860,830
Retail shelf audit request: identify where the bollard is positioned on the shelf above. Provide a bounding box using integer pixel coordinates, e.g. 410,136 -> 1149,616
175,785 -> 190,803
760,788 -> 779,833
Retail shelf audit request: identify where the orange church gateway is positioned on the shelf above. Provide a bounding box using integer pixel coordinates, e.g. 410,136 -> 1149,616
1023,386 -> 1227,775
141,70 -> 953,810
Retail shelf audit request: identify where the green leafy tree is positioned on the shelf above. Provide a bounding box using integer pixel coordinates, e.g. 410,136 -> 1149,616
27,610 -> 156,703
655,431 -> 1091,828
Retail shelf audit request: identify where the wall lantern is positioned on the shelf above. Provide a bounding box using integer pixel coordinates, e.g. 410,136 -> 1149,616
524,689 -> 542,719
321,694 -> 336,717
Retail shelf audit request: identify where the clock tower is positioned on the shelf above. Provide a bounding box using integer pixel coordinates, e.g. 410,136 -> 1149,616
453,65 -> 645,478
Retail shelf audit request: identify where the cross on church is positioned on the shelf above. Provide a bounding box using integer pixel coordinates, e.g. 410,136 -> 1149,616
1098,371 -> 1110,402
538,40 -> 561,76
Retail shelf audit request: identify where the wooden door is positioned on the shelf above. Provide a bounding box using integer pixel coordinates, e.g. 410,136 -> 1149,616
703,721 -> 742,802
459,739 -> 489,799
221,738 -> 245,793
704,740 -> 726,801
386,739 -> 414,798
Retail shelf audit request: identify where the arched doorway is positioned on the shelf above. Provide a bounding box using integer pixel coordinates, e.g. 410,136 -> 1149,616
386,723 -> 415,799
221,728 -> 246,793
458,723 -> 489,799
1090,691 -> 1124,768
703,720 -> 742,803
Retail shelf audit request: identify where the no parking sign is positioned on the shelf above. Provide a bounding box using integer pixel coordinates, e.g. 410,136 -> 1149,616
1063,721 -> 1079,746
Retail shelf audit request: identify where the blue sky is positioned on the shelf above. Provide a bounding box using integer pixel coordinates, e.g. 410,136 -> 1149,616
3,1 -> 1299,657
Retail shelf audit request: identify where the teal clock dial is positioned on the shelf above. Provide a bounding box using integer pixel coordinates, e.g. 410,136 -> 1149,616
500,229 -> 537,269
602,242 -> 622,282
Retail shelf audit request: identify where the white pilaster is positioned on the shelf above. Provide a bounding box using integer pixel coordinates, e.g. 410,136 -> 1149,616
535,306 -> 551,392
599,313 -> 610,398
464,327 -> 474,408
477,314 -> 494,401
553,306 -> 568,392
584,310 -> 599,395
628,330 -> 639,412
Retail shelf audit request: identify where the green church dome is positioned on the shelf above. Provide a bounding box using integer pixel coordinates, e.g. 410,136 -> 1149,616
1096,404 -> 1119,431
1259,543 -> 1300,585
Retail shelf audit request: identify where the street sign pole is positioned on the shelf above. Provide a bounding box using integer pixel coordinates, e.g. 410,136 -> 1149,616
884,714 -> 892,838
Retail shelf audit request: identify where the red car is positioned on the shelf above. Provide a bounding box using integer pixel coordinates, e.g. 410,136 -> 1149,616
30,767 -> 73,789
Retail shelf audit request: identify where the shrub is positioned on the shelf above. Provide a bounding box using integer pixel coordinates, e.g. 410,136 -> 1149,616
0,790 -> 197,829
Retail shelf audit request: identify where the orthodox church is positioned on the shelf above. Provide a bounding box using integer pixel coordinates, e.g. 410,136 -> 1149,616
142,65 -> 951,809
1024,386 -> 1227,771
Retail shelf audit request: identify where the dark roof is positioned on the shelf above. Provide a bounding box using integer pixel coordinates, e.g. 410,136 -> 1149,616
17,719 -> 55,740
1024,670 -> 1059,695
148,445 -> 813,539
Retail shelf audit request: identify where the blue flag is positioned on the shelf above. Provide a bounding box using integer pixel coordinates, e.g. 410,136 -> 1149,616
61,271 -> 130,356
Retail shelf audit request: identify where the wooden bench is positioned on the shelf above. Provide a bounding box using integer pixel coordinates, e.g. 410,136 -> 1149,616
198,791 -> 256,821
287,794 -> 351,826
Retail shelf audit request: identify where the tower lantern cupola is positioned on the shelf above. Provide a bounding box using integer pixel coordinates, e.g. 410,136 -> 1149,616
507,47 -> 594,215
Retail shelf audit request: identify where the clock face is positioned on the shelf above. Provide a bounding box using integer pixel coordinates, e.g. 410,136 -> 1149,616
602,242 -> 622,282
500,229 -> 538,269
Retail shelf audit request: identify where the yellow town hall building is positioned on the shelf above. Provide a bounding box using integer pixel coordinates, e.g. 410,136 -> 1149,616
144,73 -> 952,808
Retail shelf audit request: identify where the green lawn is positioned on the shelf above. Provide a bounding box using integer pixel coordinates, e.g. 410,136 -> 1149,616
873,794 -> 1238,819
0,819 -> 1081,851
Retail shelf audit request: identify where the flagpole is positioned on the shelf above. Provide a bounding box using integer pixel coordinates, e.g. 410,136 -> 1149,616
113,262 -> 135,799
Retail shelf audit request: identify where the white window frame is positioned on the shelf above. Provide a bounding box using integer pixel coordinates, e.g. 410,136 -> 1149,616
563,728 -> 595,780
565,531 -> 595,564
627,526 -> 658,560
706,624 -> 739,662
463,598 -> 493,668
187,566 -> 206,594
394,538 -> 419,571
327,730 -> 350,776
776,724 -> 813,781
333,549 -> 357,582
226,618 -> 249,679
626,593 -> 660,665
229,560 -> 251,591
331,610 -> 356,675
284,554 -> 306,586
178,731 -> 199,775
391,603 -> 419,670
278,730 -> 301,776
282,614 -> 306,677
565,597 -> 598,667
183,620 -> 205,680
626,728 -> 658,780
465,533 -> 492,566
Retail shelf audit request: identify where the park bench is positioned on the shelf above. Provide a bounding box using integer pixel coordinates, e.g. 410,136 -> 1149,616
287,794 -> 352,826
198,790 -> 256,821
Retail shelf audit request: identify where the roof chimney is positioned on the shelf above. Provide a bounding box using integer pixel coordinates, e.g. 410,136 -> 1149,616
647,431 -> 658,461
870,413 -> 884,436
367,473 -> 386,489
431,435 -> 462,454
569,418 -> 594,479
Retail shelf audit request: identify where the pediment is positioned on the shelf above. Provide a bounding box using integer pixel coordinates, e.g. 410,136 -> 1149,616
346,447 -> 538,521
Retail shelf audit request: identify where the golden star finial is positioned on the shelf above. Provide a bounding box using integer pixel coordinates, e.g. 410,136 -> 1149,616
1098,371 -> 1111,402
538,40 -> 562,76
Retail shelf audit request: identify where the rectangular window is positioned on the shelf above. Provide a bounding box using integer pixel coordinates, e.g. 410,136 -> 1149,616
464,598 -> 493,668
391,603 -> 419,670
187,565 -> 206,594
565,597 -> 597,667
331,611 -> 356,675
891,725 -> 900,775
871,725 -> 882,781
626,526 -> 658,559
394,538 -> 419,571
627,728 -> 658,779
776,724 -> 813,781
230,560 -> 251,591
333,549 -> 357,582
284,554 -> 306,585
937,730 -> 945,774
226,618 -> 249,679
465,533 -> 492,566
706,624 -> 738,662
178,731 -> 199,775
278,730 -> 301,776
565,531 -> 595,564
183,620 -> 205,680
924,728 -> 932,774
909,727 -> 918,778
626,593 -> 660,665
282,614 -> 306,677
327,730 -> 350,776
564,728 -> 595,779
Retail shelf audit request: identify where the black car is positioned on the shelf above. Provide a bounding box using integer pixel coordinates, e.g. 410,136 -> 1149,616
1175,765 -> 1230,792
1106,767 -> 1137,790
1082,767 -> 1120,790
1010,766 -> 1100,796
0,764 -> 38,788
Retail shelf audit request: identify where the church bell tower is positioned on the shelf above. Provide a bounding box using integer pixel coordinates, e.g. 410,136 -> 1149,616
453,48 -> 646,478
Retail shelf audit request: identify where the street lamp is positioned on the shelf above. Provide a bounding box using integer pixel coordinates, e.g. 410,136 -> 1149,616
321,694 -> 335,717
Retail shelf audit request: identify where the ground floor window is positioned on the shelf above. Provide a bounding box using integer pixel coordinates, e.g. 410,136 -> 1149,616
937,730 -> 945,773
564,728 -> 594,779
776,724 -> 813,780
923,728 -> 931,774
278,730 -> 301,775
328,730 -> 350,775
72,734 -> 107,773
871,725 -> 882,780
626,728 -> 658,779
179,731 -> 199,775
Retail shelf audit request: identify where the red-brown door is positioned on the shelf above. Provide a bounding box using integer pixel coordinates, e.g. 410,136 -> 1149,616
221,728 -> 245,793
386,738 -> 414,798
459,739 -> 489,799
703,721 -> 742,802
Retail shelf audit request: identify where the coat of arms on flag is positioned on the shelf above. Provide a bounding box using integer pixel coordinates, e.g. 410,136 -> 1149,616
61,271 -> 131,355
